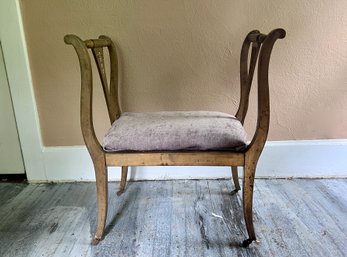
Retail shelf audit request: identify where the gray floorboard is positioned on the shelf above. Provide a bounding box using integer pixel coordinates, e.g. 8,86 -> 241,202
0,179 -> 346,257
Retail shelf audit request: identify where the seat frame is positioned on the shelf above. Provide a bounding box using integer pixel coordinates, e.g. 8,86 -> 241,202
64,28 -> 285,247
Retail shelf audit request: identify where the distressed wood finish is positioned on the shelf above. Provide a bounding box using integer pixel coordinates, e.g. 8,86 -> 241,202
64,28 -> 285,246
1,179 -> 346,256
105,152 -> 245,167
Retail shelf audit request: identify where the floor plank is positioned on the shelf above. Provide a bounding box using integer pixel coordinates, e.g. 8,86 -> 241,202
0,179 -> 346,257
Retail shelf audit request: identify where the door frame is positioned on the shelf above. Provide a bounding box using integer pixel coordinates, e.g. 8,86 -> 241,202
0,0 -> 45,181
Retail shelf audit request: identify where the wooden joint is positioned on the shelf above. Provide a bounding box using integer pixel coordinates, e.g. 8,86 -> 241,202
85,38 -> 111,48
248,32 -> 267,43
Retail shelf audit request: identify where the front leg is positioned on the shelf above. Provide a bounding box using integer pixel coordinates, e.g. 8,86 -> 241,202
92,158 -> 108,245
242,156 -> 257,247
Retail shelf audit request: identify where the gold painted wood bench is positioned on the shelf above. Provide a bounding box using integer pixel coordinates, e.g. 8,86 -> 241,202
64,28 -> 285,247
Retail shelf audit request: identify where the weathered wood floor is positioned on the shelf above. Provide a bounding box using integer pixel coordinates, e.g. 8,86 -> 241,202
0,179 -> 346,257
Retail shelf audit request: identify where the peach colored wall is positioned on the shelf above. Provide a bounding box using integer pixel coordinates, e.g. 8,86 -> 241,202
20,0 -> 347,146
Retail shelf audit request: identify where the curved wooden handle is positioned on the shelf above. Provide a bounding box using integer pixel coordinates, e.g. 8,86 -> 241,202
64,34 -> 104,157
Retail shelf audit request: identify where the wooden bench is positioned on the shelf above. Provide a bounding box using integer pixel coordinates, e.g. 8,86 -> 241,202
64,28 -> 285,247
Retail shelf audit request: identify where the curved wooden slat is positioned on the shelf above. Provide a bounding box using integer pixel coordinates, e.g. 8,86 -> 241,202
236,30 -> 261,124
100,35 -> 121,122
92,47 -> 108,93
91,47 -> 115,123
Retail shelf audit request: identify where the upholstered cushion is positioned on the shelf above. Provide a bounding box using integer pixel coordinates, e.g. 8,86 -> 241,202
102,111 -> 247,152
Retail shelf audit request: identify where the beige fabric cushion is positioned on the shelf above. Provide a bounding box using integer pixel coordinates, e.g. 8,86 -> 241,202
102,111 -> 247,152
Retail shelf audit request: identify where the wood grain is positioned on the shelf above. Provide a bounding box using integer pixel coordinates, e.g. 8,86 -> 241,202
105,152 -> 245,167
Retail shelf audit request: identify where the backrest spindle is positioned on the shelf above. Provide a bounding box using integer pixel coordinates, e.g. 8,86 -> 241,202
91,36 -> 121,123
236,30 -> 261,124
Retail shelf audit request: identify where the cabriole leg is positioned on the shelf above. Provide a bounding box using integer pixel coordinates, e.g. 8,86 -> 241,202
117,166 -> 128,196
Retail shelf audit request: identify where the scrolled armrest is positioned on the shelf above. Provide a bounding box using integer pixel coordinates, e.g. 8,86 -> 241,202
247,28 -> 286,150
64,34 -> 104,155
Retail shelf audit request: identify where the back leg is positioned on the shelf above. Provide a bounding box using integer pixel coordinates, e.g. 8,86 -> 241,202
231,166 -> 241,192
117,166 -> 128,196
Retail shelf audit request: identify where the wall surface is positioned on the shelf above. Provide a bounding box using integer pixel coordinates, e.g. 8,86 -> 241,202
20,0 -> 347,146
0,0 -> 45,181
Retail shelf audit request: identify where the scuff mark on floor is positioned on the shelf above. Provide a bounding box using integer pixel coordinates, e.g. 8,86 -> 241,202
49,222 -> 58,234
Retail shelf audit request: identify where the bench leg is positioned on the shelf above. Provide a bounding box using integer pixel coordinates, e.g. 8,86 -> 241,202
242,161 -> 257,247
92,159 -> 108,245
231,166 -> 241,192
117,166 -> 128,196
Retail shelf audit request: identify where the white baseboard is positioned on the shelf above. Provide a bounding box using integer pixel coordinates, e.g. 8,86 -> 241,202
37,139 -> 347,183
